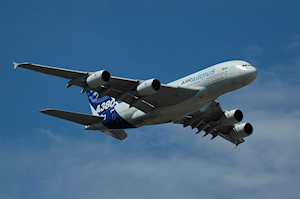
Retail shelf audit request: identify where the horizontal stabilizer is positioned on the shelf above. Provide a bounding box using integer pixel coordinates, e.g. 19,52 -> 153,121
40,109 -> 104,125
101,129 -> 128,140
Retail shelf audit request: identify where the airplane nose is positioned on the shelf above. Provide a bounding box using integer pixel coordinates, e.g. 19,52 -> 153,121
244,66 -> 258,84
248,66 -> 258,79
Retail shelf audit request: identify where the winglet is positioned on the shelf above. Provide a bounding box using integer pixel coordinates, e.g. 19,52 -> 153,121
13,62 -> 19,70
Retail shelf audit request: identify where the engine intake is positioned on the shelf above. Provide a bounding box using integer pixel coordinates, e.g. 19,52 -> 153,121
137,79 -> 161,96
86,70 -> 111,88
219,109 -> 243,126
231,123 -> 253,139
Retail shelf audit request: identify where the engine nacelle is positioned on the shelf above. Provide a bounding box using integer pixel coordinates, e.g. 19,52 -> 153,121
219,109 -> 243,126
231,123 -> 253,139
136,79 -> 161,96
86,70 -> 111,88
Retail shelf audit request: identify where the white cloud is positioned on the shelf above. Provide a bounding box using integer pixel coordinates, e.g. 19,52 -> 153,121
38,128 -> 65,143
3,107 -> 300,199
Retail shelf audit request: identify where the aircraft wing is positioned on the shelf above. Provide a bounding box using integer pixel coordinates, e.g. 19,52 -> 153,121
14,62 -> 198,113
13,62 -> 89,84
40,109 -> 105,125
174,100 -> 247,147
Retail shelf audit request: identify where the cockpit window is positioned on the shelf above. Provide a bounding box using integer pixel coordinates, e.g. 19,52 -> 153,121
242,64 -> 251,67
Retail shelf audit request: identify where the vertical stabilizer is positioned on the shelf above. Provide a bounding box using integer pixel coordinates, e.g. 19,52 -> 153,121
87,90 -> 117,116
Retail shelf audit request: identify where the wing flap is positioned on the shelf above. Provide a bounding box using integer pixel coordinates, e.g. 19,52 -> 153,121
94,84 -> 198,113
141,85 -> 199,107
175,100 -> 245,147
40,109 -> 104,125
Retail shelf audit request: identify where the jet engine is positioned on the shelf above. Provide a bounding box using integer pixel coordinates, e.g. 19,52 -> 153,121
219,109 -> 243,126
230,123 -> 253,139
136,79 -> 161,96
86,70 -> 111,88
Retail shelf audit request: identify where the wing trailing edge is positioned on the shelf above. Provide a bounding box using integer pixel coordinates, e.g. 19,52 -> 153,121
174,100 -> 250,147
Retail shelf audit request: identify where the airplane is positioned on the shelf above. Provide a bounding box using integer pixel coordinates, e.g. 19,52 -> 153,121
13,60 -> 257,147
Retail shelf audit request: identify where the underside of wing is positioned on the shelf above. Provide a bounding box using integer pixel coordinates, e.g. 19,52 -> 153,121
92,82 -> 199,113
40,109 -> 104,125
14,62 -> 89,84
174,100 -> 253,147
14,62 -> 198,113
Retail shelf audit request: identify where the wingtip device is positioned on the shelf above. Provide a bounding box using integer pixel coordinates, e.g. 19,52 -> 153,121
13,62 -> 19,70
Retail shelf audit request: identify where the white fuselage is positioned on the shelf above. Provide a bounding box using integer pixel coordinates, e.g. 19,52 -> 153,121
96,60 -> 257,130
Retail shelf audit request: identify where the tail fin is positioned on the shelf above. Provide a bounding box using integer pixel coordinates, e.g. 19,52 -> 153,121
87,90 -> 117,116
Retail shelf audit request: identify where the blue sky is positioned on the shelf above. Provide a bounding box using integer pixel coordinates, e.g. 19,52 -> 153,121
1,1 -> 300,198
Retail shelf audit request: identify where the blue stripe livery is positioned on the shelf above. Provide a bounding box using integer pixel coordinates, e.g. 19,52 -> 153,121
87,90 -> 116,114
102,108 -> 135,129
87,90 -> 135,129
